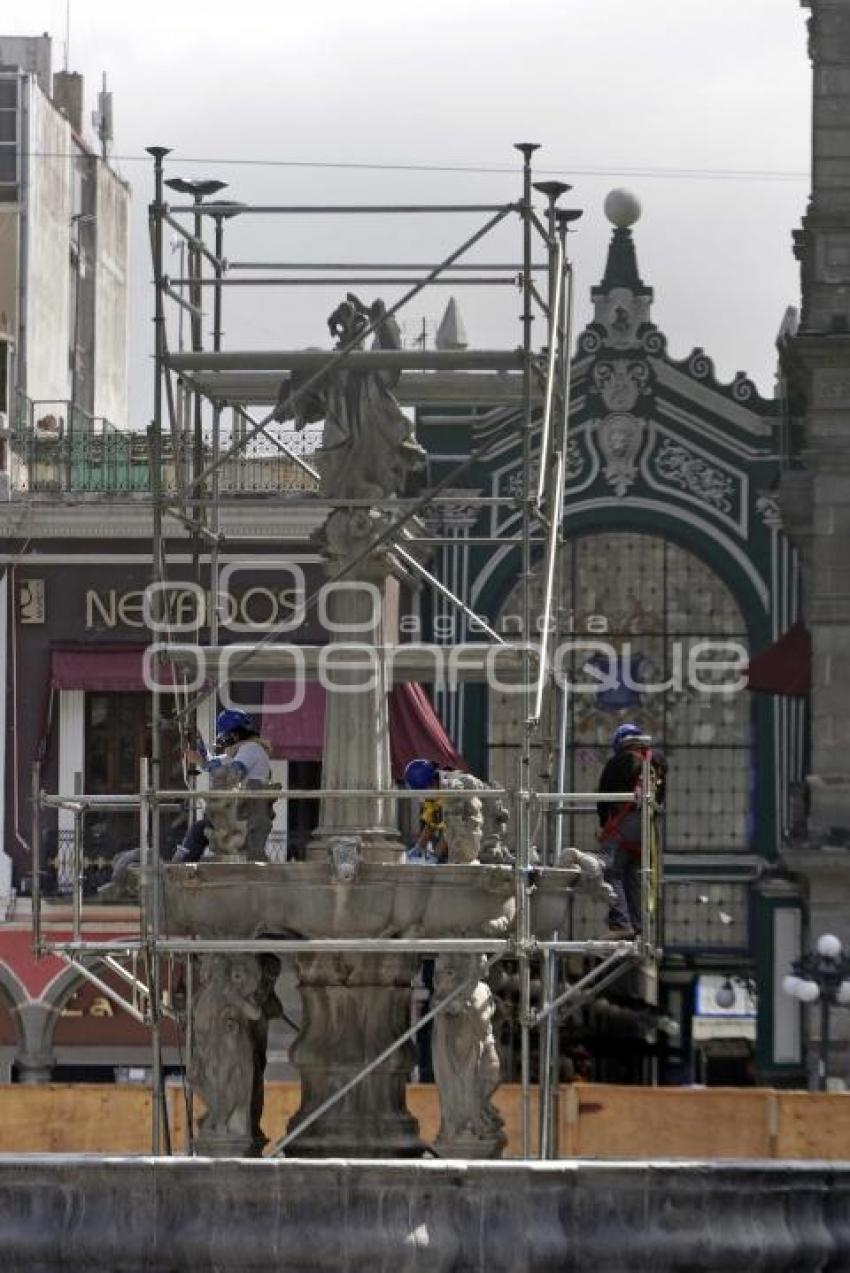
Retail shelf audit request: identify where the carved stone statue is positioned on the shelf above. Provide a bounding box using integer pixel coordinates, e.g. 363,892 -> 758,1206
190,954 -> 264,1155
276,293 -> 426,502
439,771 -> 512,865
556,845 -> 617,906
432,953 -> 506,1159
203,765 -> 248,859
248,954 -> 283,1154
440,788 -> 484,865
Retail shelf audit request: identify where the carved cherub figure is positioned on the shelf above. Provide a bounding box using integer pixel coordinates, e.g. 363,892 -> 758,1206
191,954 -> 263,1142
432,954 -> 506,1157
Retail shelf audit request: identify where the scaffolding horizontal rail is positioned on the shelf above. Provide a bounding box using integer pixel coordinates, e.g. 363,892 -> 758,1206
165,348 -> 528,373
39,937 -> 639,957
165,202 -> 520,216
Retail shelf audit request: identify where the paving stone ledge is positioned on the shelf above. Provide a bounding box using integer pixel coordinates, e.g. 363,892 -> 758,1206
0,1156 -> 849,1272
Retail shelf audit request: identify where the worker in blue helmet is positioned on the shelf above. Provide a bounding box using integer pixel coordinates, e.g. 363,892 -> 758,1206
404,759 -> 447,864
173,709 -> 275,863
596,723 -> 666,937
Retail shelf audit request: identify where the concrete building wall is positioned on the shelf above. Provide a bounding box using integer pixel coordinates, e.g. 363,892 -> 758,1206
0,35 -> 51,96
23,79 -> 72,409
92,163 -> 130,429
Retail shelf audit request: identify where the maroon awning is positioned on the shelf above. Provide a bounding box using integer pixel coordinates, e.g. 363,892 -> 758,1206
389,681 -> 465,778
261,679 -> 464,774
50,646 -> 154,692
746,622 -> 811,696
261,681 -> 326,762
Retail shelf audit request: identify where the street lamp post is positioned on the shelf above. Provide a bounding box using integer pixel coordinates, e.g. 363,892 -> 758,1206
782,932 -> 850,1091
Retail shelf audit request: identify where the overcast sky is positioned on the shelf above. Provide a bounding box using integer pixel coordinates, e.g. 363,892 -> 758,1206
4,0 -> 811,424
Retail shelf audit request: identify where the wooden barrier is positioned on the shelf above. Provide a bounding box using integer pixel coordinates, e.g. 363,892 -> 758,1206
0,1083 -> 849,1159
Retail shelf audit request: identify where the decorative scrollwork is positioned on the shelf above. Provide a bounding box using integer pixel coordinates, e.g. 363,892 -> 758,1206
641,328 -> 666,356
591,358 -> 653,413
651,437 -> 735,512
687,348 -> 714,380
578,328 -> 602,355
731,373 -> 756,402
565,438 -> 584,482
756,491 -> 782,528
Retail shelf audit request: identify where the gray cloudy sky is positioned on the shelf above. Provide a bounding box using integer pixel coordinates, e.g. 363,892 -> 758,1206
5,0 -> 811,423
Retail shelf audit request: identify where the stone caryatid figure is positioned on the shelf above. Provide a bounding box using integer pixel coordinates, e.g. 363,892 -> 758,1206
190,953 -> 278,1156
275,293 -> 426,504
432,953 -> 506,1159
203,764 -> 248,859
439,771 -> 513,865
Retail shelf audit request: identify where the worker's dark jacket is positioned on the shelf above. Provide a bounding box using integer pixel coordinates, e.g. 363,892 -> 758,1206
596,748 -> 666,852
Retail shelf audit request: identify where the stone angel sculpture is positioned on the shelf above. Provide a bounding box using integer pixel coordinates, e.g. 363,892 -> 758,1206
275,293 -> 426,502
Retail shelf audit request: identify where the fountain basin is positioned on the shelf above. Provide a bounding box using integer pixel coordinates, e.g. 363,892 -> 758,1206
162,861 -> 581,942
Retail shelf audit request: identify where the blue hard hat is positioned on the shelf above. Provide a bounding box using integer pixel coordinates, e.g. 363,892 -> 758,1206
404,759 -> 439,790
216,708 -> 255,744
611,722 -> 645,751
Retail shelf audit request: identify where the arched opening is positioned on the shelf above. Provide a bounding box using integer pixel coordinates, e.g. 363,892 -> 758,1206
490,530 -> 752,853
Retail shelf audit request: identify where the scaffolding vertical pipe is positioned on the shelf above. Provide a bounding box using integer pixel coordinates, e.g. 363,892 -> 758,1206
640,747 -> 653,953
533,181 -> 568,865
514,141 -> 539,1159
190,192 -> 206,617
147,146 -> 170,1155
538,938 -> 558,1158
31,762 -> 41,953
72,771 -> 84,942
209,209 -> 226,650
553,214 -> 576,869
185,953 -> 195,1154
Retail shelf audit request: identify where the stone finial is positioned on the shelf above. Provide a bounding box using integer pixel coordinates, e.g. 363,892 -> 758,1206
436,297 -> 468,351
604,188 -> 641,228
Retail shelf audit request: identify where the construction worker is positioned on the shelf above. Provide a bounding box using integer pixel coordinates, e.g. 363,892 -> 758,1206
596,722 -> 666,938
176,709 -> 276,862
403,758 -> 448,864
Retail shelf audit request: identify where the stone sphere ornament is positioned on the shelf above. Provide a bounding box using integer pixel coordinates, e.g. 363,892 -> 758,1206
604,188 -> 642,228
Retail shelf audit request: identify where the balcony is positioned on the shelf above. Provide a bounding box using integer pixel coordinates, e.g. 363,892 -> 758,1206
8,399 -> 321,497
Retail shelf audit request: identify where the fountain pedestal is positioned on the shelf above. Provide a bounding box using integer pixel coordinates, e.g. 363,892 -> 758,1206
287,951 -> 423,1157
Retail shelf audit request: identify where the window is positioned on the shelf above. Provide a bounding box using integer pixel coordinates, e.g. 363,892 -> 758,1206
0,76 -> 17,201
489,532 -> 752,853
85,692 -> 183,857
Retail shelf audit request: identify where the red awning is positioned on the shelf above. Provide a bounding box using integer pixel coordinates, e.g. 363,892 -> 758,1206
261,680 -> 326,761
261,680 -> 464,774
51,646 -> 151,692
388,681 -> 465,778
746,622 -> 811,697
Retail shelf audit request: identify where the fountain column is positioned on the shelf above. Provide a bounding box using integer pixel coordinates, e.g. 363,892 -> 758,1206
306,508 -> 404,865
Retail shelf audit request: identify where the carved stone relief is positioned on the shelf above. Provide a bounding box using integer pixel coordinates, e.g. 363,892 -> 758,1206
597,413 -> 645,496
650,436 -> 736,513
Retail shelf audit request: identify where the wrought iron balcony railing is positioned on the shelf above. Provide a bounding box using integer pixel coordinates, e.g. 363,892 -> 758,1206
9,398 -> 321,497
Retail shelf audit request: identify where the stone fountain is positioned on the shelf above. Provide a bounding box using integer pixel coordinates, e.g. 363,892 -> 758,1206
162,294 -> 590,1159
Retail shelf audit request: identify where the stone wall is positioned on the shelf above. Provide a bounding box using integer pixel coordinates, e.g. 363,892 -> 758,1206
0,1156 -> 848,1271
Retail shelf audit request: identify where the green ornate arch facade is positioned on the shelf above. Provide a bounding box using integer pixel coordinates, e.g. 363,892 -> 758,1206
416,214 -> 804,1054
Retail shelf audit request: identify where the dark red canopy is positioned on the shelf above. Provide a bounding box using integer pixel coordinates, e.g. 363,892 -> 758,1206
746,622 -> 811,697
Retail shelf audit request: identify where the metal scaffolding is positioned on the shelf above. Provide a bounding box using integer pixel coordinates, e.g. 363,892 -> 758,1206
30,142 -> 663,1159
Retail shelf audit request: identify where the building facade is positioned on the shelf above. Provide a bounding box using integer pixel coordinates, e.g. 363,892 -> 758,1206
782,0 -> 850,1085
0,32 -> 130,474
417,206 -> 807,1085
